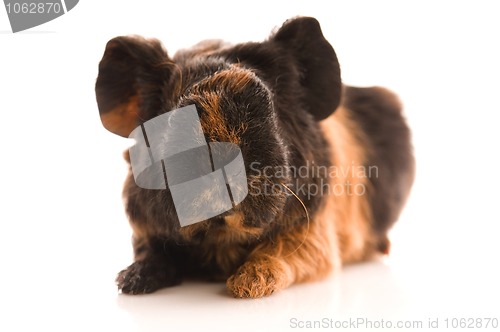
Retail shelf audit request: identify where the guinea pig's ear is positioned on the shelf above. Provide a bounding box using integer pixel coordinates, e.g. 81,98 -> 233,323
95,36 -> 174,137
273,17 -> 341,121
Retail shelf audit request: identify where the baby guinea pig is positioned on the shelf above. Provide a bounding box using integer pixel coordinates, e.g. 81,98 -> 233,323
95,16 -> 415,298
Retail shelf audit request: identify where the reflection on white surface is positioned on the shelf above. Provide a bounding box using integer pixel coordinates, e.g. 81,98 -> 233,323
1,1 -> 500,331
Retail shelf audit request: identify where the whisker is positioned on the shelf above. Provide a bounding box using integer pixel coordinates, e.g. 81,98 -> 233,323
280,183 -> 310,258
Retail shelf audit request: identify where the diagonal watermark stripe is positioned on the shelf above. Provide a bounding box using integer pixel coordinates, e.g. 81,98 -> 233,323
128,104 -> 248,227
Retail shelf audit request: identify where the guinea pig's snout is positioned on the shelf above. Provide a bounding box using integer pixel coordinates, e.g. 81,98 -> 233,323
171,64 -> 290,227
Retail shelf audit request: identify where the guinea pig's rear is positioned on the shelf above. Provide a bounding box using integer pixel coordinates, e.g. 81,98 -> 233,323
95,17 -> 414,298
342,86 -> 415,255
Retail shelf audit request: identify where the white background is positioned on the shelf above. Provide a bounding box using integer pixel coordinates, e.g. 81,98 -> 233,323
1,1 -> 499,331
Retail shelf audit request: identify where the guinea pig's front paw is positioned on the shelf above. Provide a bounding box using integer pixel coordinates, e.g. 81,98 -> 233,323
116,259 -> 181,295
226,258 -> 291,298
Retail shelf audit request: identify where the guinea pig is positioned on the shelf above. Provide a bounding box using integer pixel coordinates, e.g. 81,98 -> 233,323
95,16 -> 415,298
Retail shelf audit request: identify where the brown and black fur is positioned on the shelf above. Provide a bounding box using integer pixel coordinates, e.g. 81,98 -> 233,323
95,17 -> 414,298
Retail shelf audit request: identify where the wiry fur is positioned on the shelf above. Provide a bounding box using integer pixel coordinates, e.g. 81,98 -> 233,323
96,17 -> 414,298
